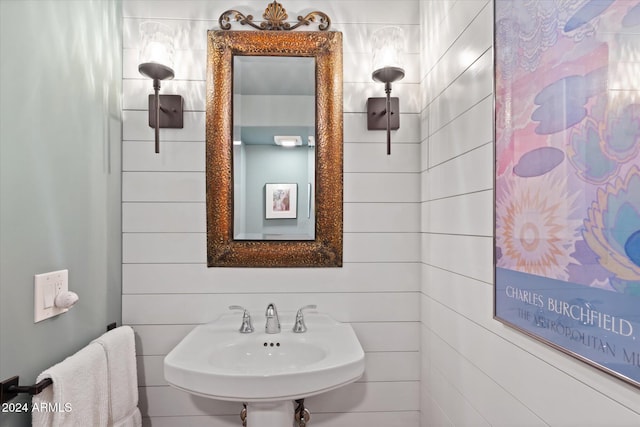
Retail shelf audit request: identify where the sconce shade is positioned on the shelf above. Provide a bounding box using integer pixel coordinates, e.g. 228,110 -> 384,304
371,26 -> 406,82
138,21 -> 176,81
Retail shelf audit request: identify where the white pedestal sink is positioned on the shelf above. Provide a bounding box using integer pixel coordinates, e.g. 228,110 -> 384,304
164,311 -> 365,426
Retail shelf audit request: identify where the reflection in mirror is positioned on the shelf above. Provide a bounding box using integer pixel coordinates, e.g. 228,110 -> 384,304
233,56 -> 316,240
206,30 -> 342,267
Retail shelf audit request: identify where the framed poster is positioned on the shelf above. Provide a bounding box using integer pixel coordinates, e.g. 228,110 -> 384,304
265,183 -> 297,219
494,0 -> 640,387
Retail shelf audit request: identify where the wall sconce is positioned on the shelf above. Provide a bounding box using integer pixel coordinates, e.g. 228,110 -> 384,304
138,21 -> 184,154
367,26 -> 405,155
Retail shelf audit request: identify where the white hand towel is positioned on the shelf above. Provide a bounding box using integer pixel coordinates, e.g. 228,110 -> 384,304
92,326 -> 140,427
112,407 -> 141,427
32,342 -> 109,427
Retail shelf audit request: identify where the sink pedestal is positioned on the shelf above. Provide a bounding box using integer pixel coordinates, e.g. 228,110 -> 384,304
246,401 -> 294,427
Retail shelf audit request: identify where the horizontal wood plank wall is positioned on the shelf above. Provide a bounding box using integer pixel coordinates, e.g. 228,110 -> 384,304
419,1 -> 640,426
122,1 -> 421,425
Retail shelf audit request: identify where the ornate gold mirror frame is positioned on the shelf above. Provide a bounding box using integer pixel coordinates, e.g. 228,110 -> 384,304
206,3 -> 343,267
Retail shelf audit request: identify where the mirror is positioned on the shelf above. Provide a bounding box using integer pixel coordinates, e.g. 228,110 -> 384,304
233,56 -> 316,241
206,30 -> 343,267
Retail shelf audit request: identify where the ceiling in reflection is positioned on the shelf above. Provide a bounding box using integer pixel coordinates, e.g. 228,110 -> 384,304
234,56 -> 315,96
234,56 -> 316,146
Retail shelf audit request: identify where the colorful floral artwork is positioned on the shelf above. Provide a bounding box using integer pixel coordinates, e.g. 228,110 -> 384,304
495,0 -> 640,386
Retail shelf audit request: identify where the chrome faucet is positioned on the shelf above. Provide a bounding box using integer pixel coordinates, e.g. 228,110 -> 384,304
229,305 -> 254,333
292,305 -> 317,333
265,303 -> 280,334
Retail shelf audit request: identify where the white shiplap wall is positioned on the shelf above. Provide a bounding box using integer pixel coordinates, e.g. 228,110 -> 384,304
419,1 -> 640,426
122,1 -> 421,425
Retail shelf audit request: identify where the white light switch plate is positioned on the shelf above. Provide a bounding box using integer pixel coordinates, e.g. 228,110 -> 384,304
34,269 -> 69,323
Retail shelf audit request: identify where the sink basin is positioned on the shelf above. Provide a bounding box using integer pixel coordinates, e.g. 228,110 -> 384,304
211,340 -> 327,372
164,311 -> 365,402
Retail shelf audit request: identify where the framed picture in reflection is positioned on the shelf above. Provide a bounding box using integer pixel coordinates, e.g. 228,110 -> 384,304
265,183 -> 297,219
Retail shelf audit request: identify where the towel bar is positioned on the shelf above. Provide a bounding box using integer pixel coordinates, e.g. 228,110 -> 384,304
1,376 -> 53,403
1,322 -> 119,403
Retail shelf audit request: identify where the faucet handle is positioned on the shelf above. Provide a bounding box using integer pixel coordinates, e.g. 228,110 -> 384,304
292,305 -> 317,333
228,305 -> 254,333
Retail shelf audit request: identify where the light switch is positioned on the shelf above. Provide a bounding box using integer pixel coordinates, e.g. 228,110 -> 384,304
43,282 -> 55,308
34,269 -> 69,323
